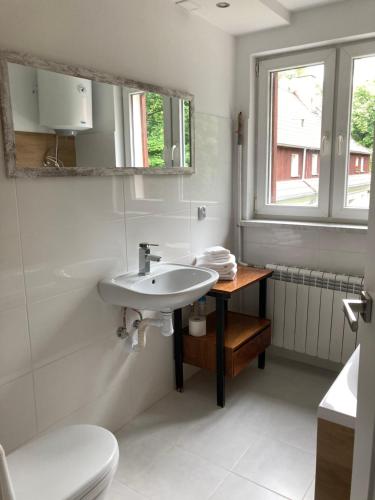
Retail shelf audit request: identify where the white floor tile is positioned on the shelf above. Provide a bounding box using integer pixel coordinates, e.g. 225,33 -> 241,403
178,406 -> 259,470
115,390 -> 216,485
113,357 -> 332,500
265,399 -> 318,453
126,446 -> 228,500
108,480 -> 146,500
234,435 -> 315,500
210,473 -> 286,500
115,421 -> 175,486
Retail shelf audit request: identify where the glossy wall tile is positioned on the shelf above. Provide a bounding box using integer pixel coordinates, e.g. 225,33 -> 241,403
0,112 -> 233,452
243,225 -> 366,276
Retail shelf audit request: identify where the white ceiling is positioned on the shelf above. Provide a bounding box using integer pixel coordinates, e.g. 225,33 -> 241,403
175,0 -> 347,36
279,0 -> 343,10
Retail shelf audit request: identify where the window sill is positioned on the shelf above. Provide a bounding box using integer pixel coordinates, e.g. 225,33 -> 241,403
240,219 -> 368,234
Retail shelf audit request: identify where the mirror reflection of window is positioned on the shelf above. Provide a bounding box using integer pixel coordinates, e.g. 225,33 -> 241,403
126,91 -> 191,169
129,92 -> 165,168
7,61 -> 192,172
183,100 -> 191,167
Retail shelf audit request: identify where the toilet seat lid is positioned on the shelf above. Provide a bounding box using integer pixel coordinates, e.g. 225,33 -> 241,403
7,424 -> 119,500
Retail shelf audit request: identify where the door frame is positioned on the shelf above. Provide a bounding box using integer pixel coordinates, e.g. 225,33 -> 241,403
350,135 -> 375,499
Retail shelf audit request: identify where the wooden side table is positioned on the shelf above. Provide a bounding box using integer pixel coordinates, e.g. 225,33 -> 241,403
173,265 -> 273,408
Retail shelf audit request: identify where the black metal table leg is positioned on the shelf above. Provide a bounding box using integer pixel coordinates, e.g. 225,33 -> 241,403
258,350 -> 266,369
173,308 -> 184,392
224,298 -> 229,328
258,278 -> 267,370
216,294 -> 226,407
259,278 -> 267,318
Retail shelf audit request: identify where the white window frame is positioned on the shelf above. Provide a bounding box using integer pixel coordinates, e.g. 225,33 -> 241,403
256,48 -> 336,219
332,40 -> 375,221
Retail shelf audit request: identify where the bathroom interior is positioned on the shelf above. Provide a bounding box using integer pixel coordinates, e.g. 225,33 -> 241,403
0,0 -> 375,499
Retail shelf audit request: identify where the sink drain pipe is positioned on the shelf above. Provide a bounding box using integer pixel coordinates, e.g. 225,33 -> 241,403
134,311 -> 174,349
117,308 -> 174,352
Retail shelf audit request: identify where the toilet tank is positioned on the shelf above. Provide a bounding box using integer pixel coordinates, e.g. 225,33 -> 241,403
37,69 -> 92,133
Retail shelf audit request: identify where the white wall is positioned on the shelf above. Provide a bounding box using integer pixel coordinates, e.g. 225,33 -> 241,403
235,0 -> 375,283
0,0 -> 234,452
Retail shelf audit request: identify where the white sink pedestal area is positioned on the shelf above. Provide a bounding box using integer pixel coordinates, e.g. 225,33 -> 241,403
98,263 -> 218,350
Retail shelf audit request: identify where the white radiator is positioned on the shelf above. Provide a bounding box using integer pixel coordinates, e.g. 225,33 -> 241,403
265,264 -> 364,364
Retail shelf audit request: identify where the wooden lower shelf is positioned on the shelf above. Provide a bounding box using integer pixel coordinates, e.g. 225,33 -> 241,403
183,312 -> 271,377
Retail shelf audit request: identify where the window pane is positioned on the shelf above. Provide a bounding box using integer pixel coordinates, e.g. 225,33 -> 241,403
290,153 -> 299,177
346,56 -> 375,209
130,92 -> 165,168
269,64 -> 324,206
312,154 -> 319,176
183,100 -> 191,167
146,92 -> 165,168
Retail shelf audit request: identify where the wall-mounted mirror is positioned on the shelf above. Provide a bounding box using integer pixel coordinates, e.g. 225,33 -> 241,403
0,52 -> 194,176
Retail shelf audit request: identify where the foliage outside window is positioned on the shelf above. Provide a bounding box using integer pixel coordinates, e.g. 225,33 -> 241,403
146,93 -> 165,167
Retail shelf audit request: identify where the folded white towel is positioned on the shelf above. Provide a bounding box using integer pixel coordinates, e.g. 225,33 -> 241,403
219,269 -> 237,281
219,263 -> 237,274
195,254 -> 236,269
206,254 -> 234,264
203,246 -> 230,257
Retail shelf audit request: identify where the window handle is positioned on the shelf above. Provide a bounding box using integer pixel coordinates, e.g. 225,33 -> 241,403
171,144 -> 177,166
337,134 -> 344,156
321,133 -> 329,155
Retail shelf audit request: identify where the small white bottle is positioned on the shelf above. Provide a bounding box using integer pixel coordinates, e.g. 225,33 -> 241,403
189,296 -> 207,337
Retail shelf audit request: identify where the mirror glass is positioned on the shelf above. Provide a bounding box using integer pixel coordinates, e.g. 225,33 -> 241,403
6,61 -> 192,173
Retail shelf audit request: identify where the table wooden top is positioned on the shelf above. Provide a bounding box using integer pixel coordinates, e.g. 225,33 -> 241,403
209,265 -> 273,295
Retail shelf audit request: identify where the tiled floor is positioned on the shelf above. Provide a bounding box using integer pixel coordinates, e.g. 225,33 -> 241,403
109,357 -> 335,500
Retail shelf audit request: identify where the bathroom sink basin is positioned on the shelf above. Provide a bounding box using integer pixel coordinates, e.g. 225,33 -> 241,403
98,263 -> 219,312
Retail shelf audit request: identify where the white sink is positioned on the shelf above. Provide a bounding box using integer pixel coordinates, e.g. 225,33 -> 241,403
98,263 -> 219,312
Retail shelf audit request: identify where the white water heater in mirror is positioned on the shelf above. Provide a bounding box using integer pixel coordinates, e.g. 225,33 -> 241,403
37,69 -> 93,134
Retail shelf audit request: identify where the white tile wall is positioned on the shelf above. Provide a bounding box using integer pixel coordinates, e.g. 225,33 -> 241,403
240,224 -> 366,317
0,112 -> 233,452
243,225 -> 366,276
0,166 -> 25,312
0,375 -> 37,452
0,306 -> 31,385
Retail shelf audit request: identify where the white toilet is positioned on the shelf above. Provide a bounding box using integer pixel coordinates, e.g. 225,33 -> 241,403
2,425 -> 119,500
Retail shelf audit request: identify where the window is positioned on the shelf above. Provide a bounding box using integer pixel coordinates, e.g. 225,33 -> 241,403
123,91 -> 190,169
360,157 -> 365,173
128,91 -> 166,168
312,153 -> 319,176
256,41 -> 375,222
290,153 -> 300,178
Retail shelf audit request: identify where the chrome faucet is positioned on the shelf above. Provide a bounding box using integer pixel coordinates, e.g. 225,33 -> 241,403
138,243 -> 161,275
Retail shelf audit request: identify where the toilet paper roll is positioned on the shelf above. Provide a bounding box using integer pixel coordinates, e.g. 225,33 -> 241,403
189,316 -> 206,337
